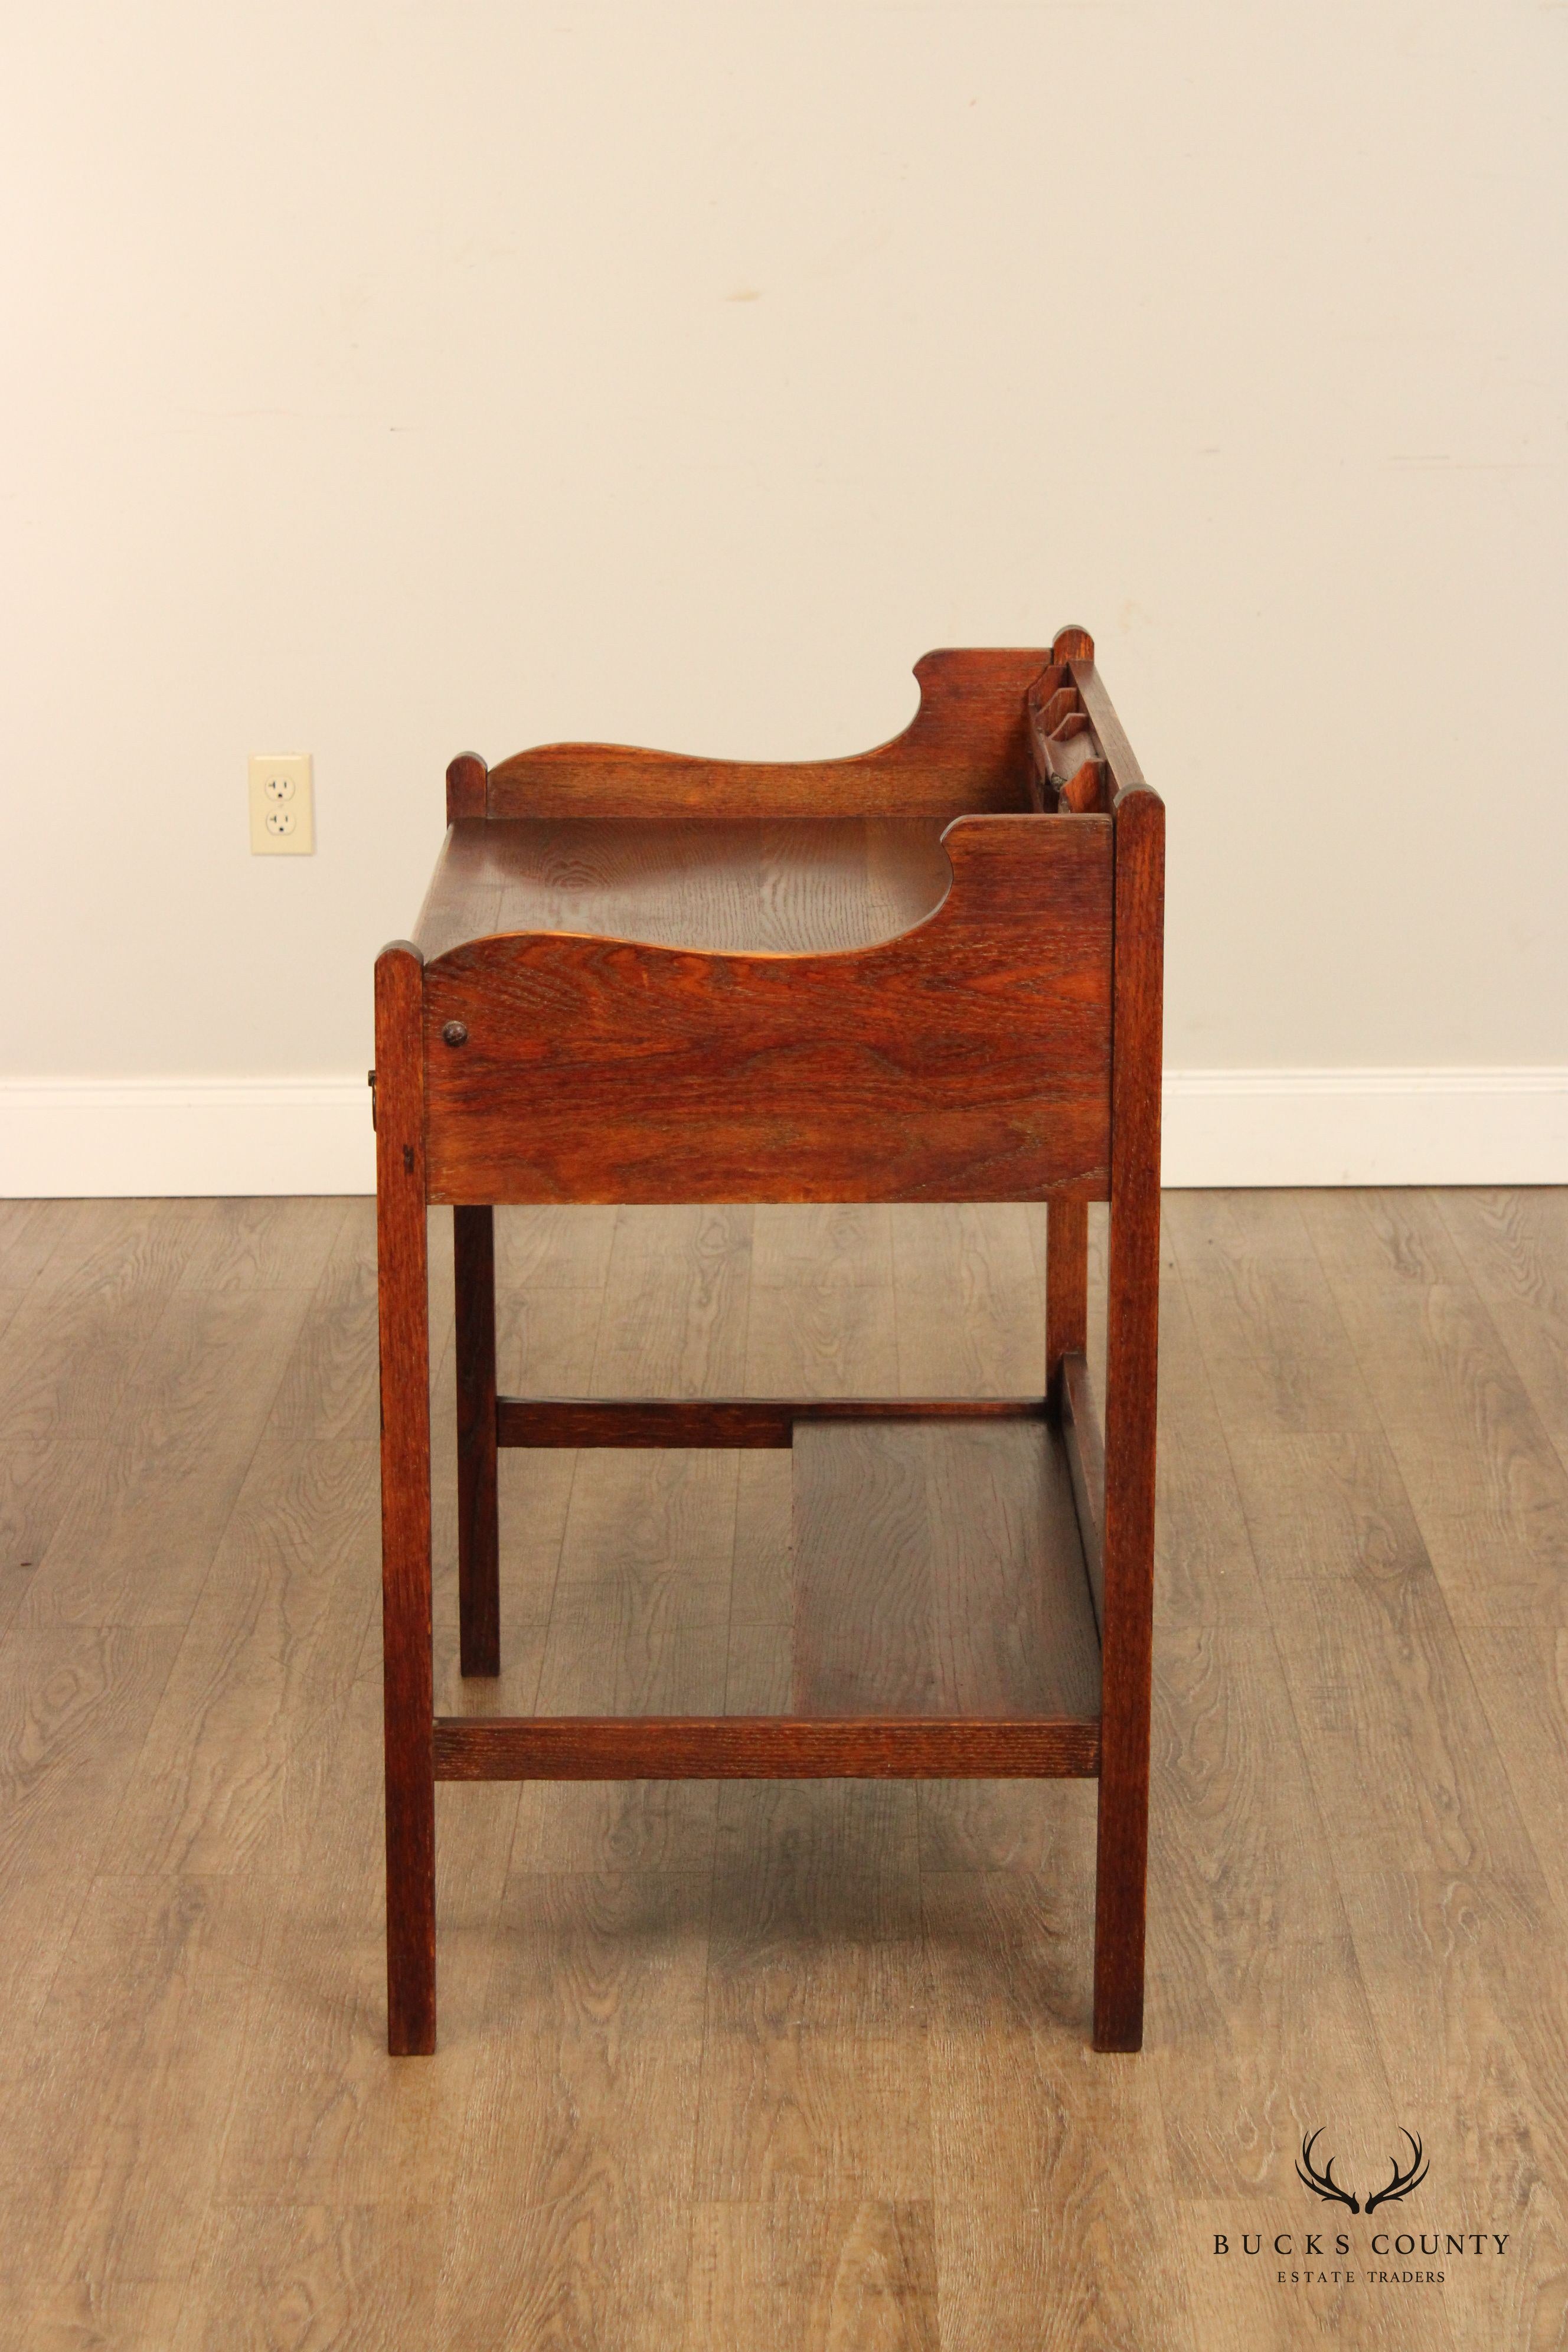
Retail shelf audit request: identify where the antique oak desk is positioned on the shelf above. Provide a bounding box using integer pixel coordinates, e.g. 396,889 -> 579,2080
374,627 -> 1162,2055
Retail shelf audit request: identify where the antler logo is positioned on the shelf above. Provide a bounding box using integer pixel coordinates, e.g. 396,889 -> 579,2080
1296,2128 -> 1428,2216
1365,2131 -> 1428,2214
1296,2129 -> 1360,2212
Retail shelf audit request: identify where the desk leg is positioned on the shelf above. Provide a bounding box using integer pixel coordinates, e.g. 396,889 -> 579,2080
1046,1198 -> 1088,1417
1093,785 -> 1163,2053
377,943 -> 436,2054
455,1206 -> 501,1676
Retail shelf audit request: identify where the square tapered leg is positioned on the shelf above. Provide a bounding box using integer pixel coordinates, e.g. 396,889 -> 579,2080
455,1204 -> 500,1677
377,943 -> 437,2054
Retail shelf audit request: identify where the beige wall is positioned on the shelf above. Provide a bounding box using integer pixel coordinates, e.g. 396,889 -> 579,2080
2,6 -> 1564,1157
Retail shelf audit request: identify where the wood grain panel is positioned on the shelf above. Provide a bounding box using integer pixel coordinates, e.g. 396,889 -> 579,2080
727,1449 -> 793,1647
920,1863 -> 1199,2352
99,1441 -> 379,1879
375,942 -> 436,2055
437,1868 -> 707,2346
0,1625 -> 180,1888
484,646 -> 1051,821
415,815 -> 953,958
889,1200 -> 1044,1400
1060,1351 -> 1105,1632
169,2201 -> 442,2352
511,1213 -> 752,1877
1438,1186 -> 1568,1443
697,1777 -> 930,2199
436,1714 -> 1100,1781
1151,1235 -> 1273,1632
171,1196 -> 348,1295
424,816 -> 1113,1206
496,1395 -> 1047,1447
0,1198 -> 74,1289
588,1202 -> 753,1402
1466,1625 -> 1568,1922
1344,1866 -> 1568,2352
264,1211 -> 381,1443
747,1204 -> 899,1400
453,1205 -> 499,1677
1302,1245 -> 1568,1628
1148,1626 -> 1393,2206
686,2199 -> 939,2352
1093,781 -> 1164,2052
27,1874 -> 267,2298
0,1206 -> 194,1456
1166,1188 -> 1383,1435
1227,1428 -> 1544,1883
1046,1197 -> 1088,1412
792,1419 -> 1100,1723
217,1671 -> 519,2210
1069,657 -> 1146,801
520,1441 -> 736,1874
15,1288 -> 310,1631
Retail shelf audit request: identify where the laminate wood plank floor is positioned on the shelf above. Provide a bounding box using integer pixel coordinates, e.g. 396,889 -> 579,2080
2,1192 -> 1567,2348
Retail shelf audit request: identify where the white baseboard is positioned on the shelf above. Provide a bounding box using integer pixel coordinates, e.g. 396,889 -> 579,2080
1162,1067 -> 1568,1187
1,1069 -> 1566,1198
0,1078 -> 375,1198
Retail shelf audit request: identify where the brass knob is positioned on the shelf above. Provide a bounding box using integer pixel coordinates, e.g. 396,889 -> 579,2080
442,1021 -> 469,1047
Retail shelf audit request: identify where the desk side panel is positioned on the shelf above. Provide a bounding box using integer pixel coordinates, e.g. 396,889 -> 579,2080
422,815 -> 1113,1205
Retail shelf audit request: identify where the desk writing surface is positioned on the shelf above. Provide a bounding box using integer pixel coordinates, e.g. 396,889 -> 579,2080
413,816 -> 953,960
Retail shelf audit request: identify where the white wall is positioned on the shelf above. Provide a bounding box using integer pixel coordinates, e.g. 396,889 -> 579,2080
2,2 -> 1565,1190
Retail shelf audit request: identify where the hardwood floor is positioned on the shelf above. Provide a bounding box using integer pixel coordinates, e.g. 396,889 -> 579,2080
1,1191 -> 1566,2348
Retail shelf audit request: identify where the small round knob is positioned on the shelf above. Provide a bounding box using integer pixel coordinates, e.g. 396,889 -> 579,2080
441,1020 -> 469,1048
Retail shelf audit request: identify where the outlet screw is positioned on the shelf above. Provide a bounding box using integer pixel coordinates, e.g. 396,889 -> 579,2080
442,1021 -> 469,1047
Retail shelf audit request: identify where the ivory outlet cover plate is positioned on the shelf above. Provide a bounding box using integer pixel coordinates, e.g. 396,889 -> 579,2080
249,753 -> 315,854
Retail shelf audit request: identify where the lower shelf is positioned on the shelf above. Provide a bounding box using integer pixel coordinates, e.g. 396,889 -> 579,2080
435,1416 -> 1103,1783
791,1414 -> 1102,1723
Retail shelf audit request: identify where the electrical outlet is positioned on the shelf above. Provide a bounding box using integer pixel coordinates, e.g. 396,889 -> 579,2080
249,753 -> 315,854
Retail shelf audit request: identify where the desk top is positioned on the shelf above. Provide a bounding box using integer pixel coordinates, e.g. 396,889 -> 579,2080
413,816 -> 954,959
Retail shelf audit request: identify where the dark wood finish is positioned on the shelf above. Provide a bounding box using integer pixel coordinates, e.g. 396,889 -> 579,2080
1026,654 -> 1110,814
1093,782 -> 1165,2053
495,1395 -> 1047,1449
1046,1199 -> 1089,1415
374,941 -> 436,2057
500,1397 -> 797,1448
423,816 -> 1114,1207
1060,1348 -> 1106,1635
433,1713 -> 1100,1780
445,752 -> 487,822
792,1419 -> 1102,1721
453,1205 -> 499,1676
375,632 -> 1162,2058
413,814 -> 953,961
1025,669 -> 1072,808
1070,660 -> 1144,803
1056,759 -> 1108,818
483,647 -> 1053,822
1044,714 -> 1102,806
